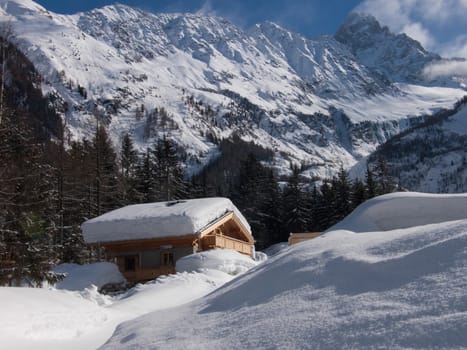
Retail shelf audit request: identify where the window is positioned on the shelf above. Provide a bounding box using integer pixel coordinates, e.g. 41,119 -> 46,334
161,251 -> 174,266
124,256 -> 137,271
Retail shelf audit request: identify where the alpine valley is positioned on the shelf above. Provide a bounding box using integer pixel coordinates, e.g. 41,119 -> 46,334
1,0 -> 466,189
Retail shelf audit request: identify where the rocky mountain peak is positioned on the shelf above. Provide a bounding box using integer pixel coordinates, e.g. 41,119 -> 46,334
335,12 -> 440,82
335,13 -> 391,50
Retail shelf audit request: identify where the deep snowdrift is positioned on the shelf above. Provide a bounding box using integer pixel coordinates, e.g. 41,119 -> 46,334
0,287 -> 122,350
176,249 -> 258,275
53,262 -> 126,291
328,192 -> 467,232
0,249 -> 260,350
101,192 -> 467,349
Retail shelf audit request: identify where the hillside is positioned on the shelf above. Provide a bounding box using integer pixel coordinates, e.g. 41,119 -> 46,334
355,98 -> 467,193
1,0 -> 466,181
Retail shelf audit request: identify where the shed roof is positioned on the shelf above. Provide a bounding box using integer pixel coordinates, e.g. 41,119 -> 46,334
82,197 -> 251,244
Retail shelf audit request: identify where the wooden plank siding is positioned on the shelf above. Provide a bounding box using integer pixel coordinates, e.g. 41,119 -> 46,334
120,266 -> 176,283
201,234 -> 252,255
98,234 -> 197,253
288,232 -> 321,245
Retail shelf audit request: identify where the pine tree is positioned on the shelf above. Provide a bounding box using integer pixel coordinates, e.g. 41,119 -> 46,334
281,165 -> 309,235
119,133 -> 139,204
332,166 -> 352,222
314,179 -> 335,231
134,148 -> 156,203
233,154 -> 267,248
231,154 -> 283,248
374,157 -> 394,195
0,109 -> 61,285
152,137 -> 187,201
351,178 -> 367,209
365,164 -> 377,199
260,168 -> 283,245
92,124 -> 119,215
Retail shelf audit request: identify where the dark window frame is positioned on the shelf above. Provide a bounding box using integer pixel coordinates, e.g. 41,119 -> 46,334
161,250 -> 174,266
124,255 -> 137,271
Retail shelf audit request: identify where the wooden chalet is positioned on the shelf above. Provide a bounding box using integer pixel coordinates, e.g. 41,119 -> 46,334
288,232 -> 321,245
82,198 -> 254,283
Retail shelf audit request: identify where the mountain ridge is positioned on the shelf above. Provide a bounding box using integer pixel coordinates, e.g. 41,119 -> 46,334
1,0 -> 466,186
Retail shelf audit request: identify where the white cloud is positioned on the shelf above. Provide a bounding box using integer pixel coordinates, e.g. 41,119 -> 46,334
401,22 -> 434,48
196,0 -> 216,16
355,0 -> 467,58
441,35 -> 467,59
423,60 -> 467,78
415,0 -> 450,22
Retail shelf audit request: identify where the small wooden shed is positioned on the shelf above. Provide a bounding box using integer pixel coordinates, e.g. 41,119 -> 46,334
288,232 -> 321,245
82,198 -> 254,283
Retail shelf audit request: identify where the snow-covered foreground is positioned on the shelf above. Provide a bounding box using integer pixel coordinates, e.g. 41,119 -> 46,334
101,192 -> 467,349
0,250 -> 260,350
1,192 -> 467,349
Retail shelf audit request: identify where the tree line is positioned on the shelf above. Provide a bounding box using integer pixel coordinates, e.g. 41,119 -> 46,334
224,154 -> 396,249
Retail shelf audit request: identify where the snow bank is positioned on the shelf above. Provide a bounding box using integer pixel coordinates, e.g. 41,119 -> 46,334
101,194 -> 467,349
261,242 -> 288,256
109,270 -> 233,317
0,249 -> 264,350
0,287 -> 123,350
176,249 -> 259,275
327,192 -> 467,232
82,197 -> 251,243
52,262 -> 125,291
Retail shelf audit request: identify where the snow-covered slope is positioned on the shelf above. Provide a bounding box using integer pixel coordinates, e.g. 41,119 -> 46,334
327,192 -> 467,232
351,98 -> 467,193
0,249 -> 261,350
1,0 -> 466,178
0,287 -> 121,350
101,192 -> 467,349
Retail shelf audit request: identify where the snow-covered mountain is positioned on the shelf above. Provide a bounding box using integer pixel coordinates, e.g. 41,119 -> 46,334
352,97 -> 467,193
1,0 -> 466,180
334,12 -> 440,83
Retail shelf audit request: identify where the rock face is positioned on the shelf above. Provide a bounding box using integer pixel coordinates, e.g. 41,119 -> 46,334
1,0 -> 466,183
334,12 -> 441,83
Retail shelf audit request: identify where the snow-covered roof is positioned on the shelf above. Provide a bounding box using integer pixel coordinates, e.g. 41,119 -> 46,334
82,197 -> 251,244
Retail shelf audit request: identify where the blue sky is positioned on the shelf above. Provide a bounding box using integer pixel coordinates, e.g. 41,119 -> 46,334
35,0 -> 467,59
34,0 -> 361,38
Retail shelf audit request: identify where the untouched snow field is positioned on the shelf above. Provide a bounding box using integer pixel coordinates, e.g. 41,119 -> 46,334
1,192 -> 467,349
0,250 -> 261,350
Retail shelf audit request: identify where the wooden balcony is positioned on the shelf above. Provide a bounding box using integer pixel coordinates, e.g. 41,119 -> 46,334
201,234 -> 252,255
